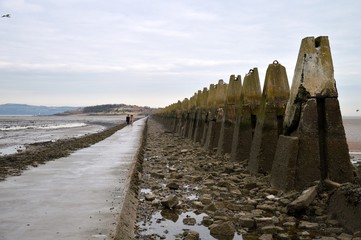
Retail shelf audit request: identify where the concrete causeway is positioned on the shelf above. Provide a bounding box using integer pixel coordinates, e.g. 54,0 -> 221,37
0,118 -> 147,240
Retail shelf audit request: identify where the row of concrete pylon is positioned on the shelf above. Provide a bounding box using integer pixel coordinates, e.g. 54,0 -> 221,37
154,36 -> 356,191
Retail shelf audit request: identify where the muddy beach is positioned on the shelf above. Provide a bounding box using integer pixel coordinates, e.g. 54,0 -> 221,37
134,117 -> 361,240
0,122 -> 126,181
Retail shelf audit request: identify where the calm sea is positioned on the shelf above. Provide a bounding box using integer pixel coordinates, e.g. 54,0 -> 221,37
0,115 -> 126,155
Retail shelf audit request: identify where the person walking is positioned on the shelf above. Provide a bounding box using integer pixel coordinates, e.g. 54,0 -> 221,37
126,114 -> 130,125
130,115 -> 134,125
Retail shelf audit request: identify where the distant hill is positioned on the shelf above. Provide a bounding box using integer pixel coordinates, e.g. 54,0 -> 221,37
0,104 -> 80,116
61,104 -> 157,116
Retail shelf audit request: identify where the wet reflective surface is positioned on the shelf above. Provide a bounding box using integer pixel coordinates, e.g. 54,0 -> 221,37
137,210 -> 242,240
0,115 -> 126,156
0,118 -> 146,240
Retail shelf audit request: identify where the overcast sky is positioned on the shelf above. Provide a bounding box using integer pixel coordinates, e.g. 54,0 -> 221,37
1,0 -> 361,115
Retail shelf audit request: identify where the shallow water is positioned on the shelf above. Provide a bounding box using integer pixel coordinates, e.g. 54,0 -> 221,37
137,210 -> 242,240
0,115 -> 126,156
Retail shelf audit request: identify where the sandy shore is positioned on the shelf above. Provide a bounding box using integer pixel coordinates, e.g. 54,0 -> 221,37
134,117 -> 360,239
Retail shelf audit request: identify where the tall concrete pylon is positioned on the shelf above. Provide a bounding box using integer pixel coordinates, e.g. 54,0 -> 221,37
271,36 -> 354,190
186,91 -> 201,139
204,80 -> 227,151
193,88 -> 209,143
248,61 -> 290,174
200,84 -> 216,145
231,68 -> 262,162
217,75 -> 242,155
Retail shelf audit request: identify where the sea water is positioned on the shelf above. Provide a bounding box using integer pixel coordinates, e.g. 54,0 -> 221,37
0,115 -> 126,155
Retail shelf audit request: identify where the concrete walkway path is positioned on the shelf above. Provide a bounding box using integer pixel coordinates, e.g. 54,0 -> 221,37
0,118 -> 147,240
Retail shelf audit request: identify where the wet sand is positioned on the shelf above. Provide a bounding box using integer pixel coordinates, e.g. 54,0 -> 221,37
0,118 -> 147,240
135,117 -> 358,239
0,122 -> 126,181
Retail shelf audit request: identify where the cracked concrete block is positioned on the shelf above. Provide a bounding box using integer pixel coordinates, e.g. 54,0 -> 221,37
231,68 -> 261,162
217,75 -> 242,155
193,88 -> 208,143
205,80 -> 227,151
270,135 -> 299,191
276,36 -> 354,190
249,61 -> 290,174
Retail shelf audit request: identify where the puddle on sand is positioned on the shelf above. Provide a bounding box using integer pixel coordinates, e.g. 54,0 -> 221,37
140,188 -> 152,194
0,145 -> 25,156
187,194 -> 198,200
137,210 -> 242,240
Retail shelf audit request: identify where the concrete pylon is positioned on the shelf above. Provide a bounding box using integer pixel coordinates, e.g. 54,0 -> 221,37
186,91 -> 200,139
173,100 -> 182,133
231,68 -> 262,161
193,87 -> 208,143
271,36 -> 354,190
217,75 -> 242,155
248,61 -> 290,174
200,84 -> 216,145
204,80 -> 227,151
177,98 -> 189,136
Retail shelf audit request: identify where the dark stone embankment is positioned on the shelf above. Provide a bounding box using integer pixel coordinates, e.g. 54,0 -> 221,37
0,122 -> 127,181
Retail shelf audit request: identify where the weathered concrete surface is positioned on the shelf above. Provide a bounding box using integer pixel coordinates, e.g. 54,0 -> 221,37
204,81 -> 227,151
201,84 -> 216,146
275,36 -> 354,190
193,88 -> 208,143
284,36 -> 337,129
231,68 -> 261,162
217,75 -> 242,155
186,92 -> 200,139
328,184 -> 361,233
270,135 -> 299,191
178,98 -> 190,137
0,118 -> 147,240
248,61 -> 290,174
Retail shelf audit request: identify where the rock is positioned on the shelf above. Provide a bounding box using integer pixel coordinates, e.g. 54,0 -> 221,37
191,176 -> 203,182
225,202 -> 242,211
337,233 -> 353,240
261,225 -> 284,233
257,204 -> 276,211
298,221 -> 319,229
209,221 -> 235,236
183,217 -> 196,226
239,217 -> 255,228
145,193 -> 156,201
259,234 -> 273,240
283,221 -> 296,227
180,149 -> 188,153
161,195 -> 179,209
204,203 -> 217,211
199,194 -> 212,205
167,182 -> 179,190
184,230 -> 199,240
323,178 -> 342,190
276,233 -> 289,239
254,217 -> 274,227
244,182 -> 258,190
288,185 -> 318,214
325,227 -> 343,234
151,199 -> 161,206
150,171 -> 165,179
201,216 -> 213,227
192,201 -> 204,209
